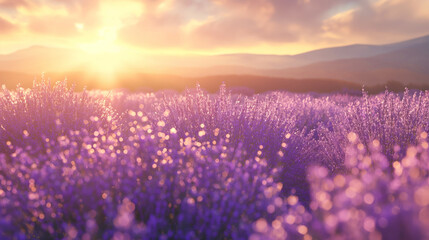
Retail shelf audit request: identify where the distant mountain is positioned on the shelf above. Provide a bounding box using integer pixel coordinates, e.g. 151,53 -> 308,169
271,36 -> 429,85
0,70 -> 374,93
1,34 -> 429,90
372,41 -> 429,75
166,34 -> 429,85
293,34 -> 429,63
0,46 -> 84,73
212,34 -> 429,69
211,54 -> 300,69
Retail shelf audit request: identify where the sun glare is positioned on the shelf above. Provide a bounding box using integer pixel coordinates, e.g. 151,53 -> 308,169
75,23 -> 84,32
73,0 -> 145,86
84,53 -> 128,88
78,26 -> 125,87
79,27 -> 121,54
77,0 -> 143,54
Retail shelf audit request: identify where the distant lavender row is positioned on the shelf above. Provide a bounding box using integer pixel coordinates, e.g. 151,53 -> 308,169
1,79 -> 429,239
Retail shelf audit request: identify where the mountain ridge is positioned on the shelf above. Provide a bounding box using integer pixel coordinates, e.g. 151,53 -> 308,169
1,33 -> 429,88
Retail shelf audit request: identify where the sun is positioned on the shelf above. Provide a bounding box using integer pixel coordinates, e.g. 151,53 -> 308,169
83,51 -> 131,88
79,26 -> 121,54
78,34 -> 130,88
76,26 -> 127,87
69,0 -> 145,87
76,0 -> 144,54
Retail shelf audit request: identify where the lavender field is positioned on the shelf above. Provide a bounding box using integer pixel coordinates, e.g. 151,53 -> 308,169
1,79 -> 429,240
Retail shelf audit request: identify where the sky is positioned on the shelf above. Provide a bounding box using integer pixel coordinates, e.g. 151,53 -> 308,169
1,0 -> 429,55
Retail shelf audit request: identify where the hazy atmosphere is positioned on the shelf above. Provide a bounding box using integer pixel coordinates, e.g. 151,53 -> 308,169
1,0 -> 429,91
2,1 -> 429,239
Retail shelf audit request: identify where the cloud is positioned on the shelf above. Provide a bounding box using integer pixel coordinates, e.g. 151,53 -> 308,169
1,0 -> 429,53
0,0 -> 100,31
118,0 -> 351,49
118,0 -> 429,50
117,0 -> 214,48
0,16 -> 14,32
322,0 -> 429,44
0,0 -> 29,9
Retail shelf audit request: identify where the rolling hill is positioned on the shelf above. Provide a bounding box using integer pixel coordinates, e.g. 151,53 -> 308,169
270,38 -> 429,85
1,34 -> 429,91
